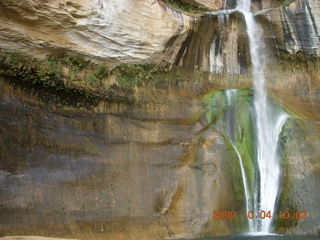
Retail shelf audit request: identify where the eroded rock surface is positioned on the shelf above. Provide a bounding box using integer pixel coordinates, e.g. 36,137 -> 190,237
252,0 -> 286,11
0,0 -> 320,238
0,80 -> 237,239
175,11 -> 250,74
258,0 -> 320,55
0,0 -> 192,64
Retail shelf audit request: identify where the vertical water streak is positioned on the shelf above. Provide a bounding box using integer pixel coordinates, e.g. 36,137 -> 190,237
236,0 -> 288,233
225,90 -> 254,232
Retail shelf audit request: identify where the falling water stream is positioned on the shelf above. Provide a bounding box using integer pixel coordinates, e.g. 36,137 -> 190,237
235,0 -> 288,234
225,89 -> 254,231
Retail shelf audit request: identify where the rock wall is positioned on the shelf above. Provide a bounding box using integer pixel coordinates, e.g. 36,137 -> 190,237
0,237 -> 77,240
252,0 -> 285,11
0,0 -> 319,68
174,0 -> 320,74
0,79 -> 238,239
0,0 -> 320,238
258,0 -> 320,55
0,0 -> 192,65
180,0 -> 226,10
175,11 -> 250,74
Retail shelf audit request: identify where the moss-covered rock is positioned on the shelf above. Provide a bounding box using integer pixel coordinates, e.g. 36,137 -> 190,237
0,51 -> 185,104
167,0 -> 209,14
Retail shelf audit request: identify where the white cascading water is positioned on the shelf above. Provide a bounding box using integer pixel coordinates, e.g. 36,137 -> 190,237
236,0 -> 288,233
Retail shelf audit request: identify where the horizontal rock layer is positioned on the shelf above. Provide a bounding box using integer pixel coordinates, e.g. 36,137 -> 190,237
0,237 -> 76,240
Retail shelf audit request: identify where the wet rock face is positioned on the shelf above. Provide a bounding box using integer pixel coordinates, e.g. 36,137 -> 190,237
0,0 -> 192,65
277,120 -> 320,235
0,80 -> 237,239
170,0 -> 320,106
175,11 -> 250,74
252,0 -> 320,116
172,0 -> 320,75
258,0 -> 320,55
252,0 -> 284,11
0,0 -> 320,238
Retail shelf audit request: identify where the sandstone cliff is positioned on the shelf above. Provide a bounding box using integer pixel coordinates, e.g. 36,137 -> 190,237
0,0 -> 192,65
0,0 -> 320,239
0,0 -> 319,68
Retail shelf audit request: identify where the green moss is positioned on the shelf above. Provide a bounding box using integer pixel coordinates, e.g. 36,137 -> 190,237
58,55 -> 90,70
0,51 -> 63,88
274,119 -> 299,230
167,0 -> 208,14
201,89 -> 308,232
283,0 -> 295,6
201,89 -> 256,232
202,90 -> 225,126
84,74 -> 99,87
274,167 -> 299,230
62,105 -> 87,112
94,64 -> 109,79
62,106 -> 77,111
224,136 -> 246,201
0,50 -> 184,102
10,0 -> 17,5
115,64 -> 177,89
202,90 -> 256,188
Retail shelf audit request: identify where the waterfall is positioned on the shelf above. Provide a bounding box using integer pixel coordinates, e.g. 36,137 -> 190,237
236,0 -> 288,233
